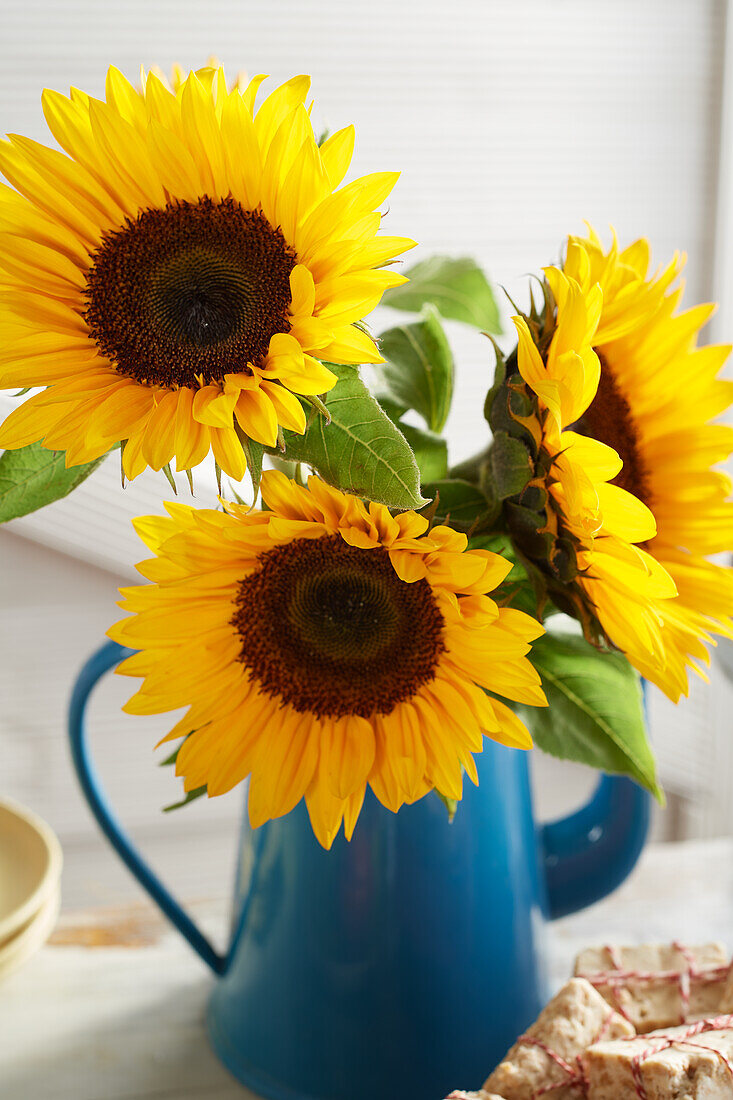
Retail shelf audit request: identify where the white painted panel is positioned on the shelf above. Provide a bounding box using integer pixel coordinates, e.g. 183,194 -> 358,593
0,0 -> 725,570
0,530 -> 243,850
0,405 -> 224,578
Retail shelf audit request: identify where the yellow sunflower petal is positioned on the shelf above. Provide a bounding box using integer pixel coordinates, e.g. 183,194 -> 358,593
496,228 -> 733,701
319,125 -> 355,190
234,387 -> 278,446
324,715 -> 376,799
210,425 -> 247,482
0,63 -> 413,481
113,472 -> 546,847
259,380 -> 307,434
248,712 -> 319,829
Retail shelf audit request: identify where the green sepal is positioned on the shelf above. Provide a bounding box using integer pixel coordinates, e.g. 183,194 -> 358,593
487,371 -> 538,456
163,786 -> 207,813
233,420 -> 264,499
161,462 -> 178,495
303,392 -> 332,424
504,501 -> 553,559
518,484 -> 548,513
159,745 -> 182,767
489,431 -> 533,500
158,734 -> 208,811
158,733 -> 196,768
508,385 -> 537,424
483,337 -> 508,426
434,789 -> 458,822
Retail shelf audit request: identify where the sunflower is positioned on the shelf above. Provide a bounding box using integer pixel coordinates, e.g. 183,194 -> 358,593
0,63 -> 414,481
108,470 -> 547,848
558,227 -> 733,699
490,252 -> 678,690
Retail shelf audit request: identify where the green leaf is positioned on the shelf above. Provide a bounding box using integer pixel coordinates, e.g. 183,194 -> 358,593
0,442 -> 109,523
396,423 -> 447,483
373,392 -> 446,486
377,307 -> 454,433
276,363 -> 427,511
423,478 -> 499,532
382,255 -> 501,333
373,392 -> 409,423
267,454 -> 298,482
517,632 -> 661,799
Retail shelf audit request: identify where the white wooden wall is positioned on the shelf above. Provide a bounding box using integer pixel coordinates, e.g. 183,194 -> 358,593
1,0 -> 725,567
1,0 -> 732,857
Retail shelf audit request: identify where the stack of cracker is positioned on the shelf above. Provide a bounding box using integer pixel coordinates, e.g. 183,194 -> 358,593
483,977 -> 634,1098
575,943 -> 730,1031
444,942 -> 733,1099
586,1015 -> 733,1098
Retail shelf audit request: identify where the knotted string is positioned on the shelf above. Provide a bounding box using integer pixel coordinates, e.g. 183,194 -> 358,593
615,1015 -> 733,1099
577,943 -> 731,1025
474,1009 -> 618,1099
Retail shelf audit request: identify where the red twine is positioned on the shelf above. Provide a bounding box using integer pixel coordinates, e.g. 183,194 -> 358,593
576,942 -> 731,1026
509,1010 -> 617,1098
615,1015 -> 733,1099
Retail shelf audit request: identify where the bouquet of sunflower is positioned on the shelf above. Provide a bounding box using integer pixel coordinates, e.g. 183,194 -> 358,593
1,62 -> 731,849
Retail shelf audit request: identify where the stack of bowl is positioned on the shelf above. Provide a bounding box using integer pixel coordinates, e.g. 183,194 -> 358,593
0,799 -> 62,981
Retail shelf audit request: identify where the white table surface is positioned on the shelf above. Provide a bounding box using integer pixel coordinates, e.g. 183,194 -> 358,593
1,837 -> 731,1100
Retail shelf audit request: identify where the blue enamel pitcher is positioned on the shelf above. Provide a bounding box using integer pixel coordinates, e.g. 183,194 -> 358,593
68,639 -> 649,1100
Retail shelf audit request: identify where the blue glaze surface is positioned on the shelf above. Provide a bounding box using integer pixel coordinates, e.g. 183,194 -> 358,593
68,639 -> 650,1100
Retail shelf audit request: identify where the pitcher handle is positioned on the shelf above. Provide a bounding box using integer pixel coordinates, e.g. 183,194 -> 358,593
68,639 -> 227,974
541,774 -> 650,919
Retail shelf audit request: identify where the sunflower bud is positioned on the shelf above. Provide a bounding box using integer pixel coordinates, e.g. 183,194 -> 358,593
483,331 -> 594,628
480,257 -> 691,684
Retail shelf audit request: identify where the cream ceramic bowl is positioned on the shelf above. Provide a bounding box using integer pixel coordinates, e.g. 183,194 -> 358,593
0,881 -> 61,981
0,799 -> 62,949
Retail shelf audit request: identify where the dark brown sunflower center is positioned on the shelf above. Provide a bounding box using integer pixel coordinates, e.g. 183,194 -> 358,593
571,352 -> 652,506
84,197 -> 297,388
231,535 -> 445,719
